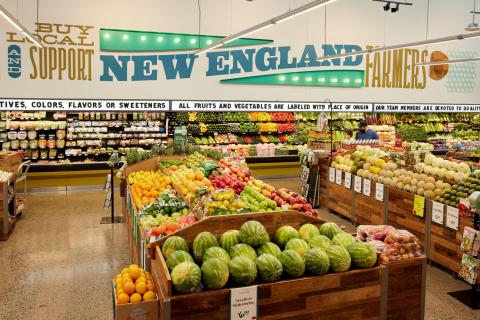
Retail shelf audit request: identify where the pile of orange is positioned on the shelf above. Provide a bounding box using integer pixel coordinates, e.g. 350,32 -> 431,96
129,170 -> 173,209
114,264 -> 157,304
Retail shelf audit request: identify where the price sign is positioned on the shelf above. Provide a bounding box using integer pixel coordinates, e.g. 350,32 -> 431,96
413,195 -> 425,218
354,175 -> 362,193
431,201 -> 445,225
230,286 -> 258,320
329,167 -> 335,183
344,172 -> 352,189
363,179 -> 371,196
375,183 -> 384,202
446,206 -> 460,230
335,169 -> 342,185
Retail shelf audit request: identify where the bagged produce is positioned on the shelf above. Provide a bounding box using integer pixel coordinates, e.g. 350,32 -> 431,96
356,225 -> 396,242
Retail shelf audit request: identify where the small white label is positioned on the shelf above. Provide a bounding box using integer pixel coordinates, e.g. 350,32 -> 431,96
432,201 -> 445,225
329,167 -> 335,183
363,179 -> 371,196
230,286 -> 258,320
375,183 -> 384,202
281,204 -> 290,211
335,169 -> 342,185
446,206 -> 459,230
354,175 -> 362,193
344,172 -> 352,189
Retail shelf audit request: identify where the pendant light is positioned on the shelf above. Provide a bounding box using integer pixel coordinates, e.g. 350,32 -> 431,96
0,3 -> 43,48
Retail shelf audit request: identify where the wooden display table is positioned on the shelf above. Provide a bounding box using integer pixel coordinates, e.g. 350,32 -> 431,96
354,180 -> 386,226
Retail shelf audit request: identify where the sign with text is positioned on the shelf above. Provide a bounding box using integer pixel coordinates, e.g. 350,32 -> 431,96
362,179 -> 371,196
375,183 -> 384,202
413,195 -> 425,218
374,103 -> 480,113
335,169 -> 342,185
344,172 -> 352,189
230,286 -> 258,320
431,201 -> 445,225
354,175 -> 362,193
329,167 -> 335,183
446,206 -> 460,230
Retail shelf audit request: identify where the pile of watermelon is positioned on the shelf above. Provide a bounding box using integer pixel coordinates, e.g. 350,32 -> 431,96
161,220 -> 378,294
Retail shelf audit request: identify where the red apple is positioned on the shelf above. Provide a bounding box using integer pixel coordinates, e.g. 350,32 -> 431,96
303,203 -> 313,211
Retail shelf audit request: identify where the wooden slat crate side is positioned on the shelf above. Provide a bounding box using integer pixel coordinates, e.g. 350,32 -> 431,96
386,258 -> 424,320
327,182 -> 353,218
429,234 -> 461,272
354,181 -> 384,225
154,247 -> 172,297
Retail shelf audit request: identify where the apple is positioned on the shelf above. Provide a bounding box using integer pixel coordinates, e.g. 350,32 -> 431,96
287,196 -> 297,205
303,203 -> 313,211
297,197 -> 307,204
292,203 -> 303,210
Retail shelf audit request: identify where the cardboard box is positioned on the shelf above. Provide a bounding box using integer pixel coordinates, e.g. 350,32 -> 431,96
112,282 -> 158,320
0,151 -> 23,173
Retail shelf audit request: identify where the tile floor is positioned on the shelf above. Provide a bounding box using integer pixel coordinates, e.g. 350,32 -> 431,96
0,182 -> 479,319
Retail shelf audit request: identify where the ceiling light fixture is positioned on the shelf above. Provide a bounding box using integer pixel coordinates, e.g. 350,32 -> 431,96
373,0 -> 412,13
465,0 -> 480,31
193,0 -> 338,55
317,31 -> 480,61
416,56 -> 480,66
0,3 -> 43,48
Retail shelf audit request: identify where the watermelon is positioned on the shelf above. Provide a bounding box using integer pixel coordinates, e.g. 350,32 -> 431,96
238,221 -> 270,246
319,222 -> 342,239
230,243 -> 257,261
278,249 -> 305,278
203,246 -> 231,265
285,238 -> 310,258
166,250 -> 193,271
162,236 -> 189,259
193,232 -> 219,262
219,230 -> 240,253
347,242 -> 377,268
201,258 -> 229,289
228,256 -> 257,286
309,235 -> 333,250
305,248 -> 330,275
298,223 -> 320,242
255,254 -> 283,282
332,232 -> 356,248
256,242 -> 281,257
171,261 -> 201,293
275,226 -> 299,249
325,244 -> 351,272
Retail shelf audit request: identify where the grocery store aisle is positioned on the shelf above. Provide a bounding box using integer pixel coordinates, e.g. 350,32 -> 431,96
0,190 -> 129,320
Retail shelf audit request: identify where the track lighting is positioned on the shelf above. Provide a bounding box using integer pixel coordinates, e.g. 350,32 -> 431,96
391,3 -> 400,13
373,0 -> 412,13
383,3 -> 390,11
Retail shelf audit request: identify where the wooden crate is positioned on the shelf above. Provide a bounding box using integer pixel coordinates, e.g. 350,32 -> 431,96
150,211 -> 384,320
354,181 -> 385,226
387,187 -> 426,247
318,159 -> 330,207
327,181 -> 354,219
385,257 -> 426,320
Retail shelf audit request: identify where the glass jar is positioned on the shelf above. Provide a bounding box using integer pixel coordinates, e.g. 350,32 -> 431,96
47,135 -> 56,149
40,149 -> 48,159
31,150 -> 38,159
28,130 -> 37,140
10,140 -> 19,150
56,130 -> 65,140
19,140 -> 28,150
56,139 -> 65,148
29,140 -> 38,149
2,142 -> 10,151
38,135 -> 47,148
49,149 -> 57,159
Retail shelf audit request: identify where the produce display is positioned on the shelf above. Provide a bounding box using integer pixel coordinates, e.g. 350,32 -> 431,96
128,170 -> 173,209
161,220 -> 378,294
113,264 -> 157,304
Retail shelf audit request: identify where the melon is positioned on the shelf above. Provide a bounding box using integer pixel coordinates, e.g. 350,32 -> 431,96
230,243 -> 257,261
201,258 -> 229,290
305,248 -> 330,275
325,245 -> 351,272
285,238 -> 310,258
238,220 -> 269,247
298,223 -> 320,242
228,256 -> 257,286
166,250 -> 194,271
219,230 -> 240,253
162,236 -> 189,259
203,246 -> 231,265
319,222 -> 342,239
275,226 -> 299,248
256,242 -> 281,257
193,232 -> 218,262
332,232 -> 356,248
171,261 -> 201,293
255,254 -> 283,282
278,249 -> 305,278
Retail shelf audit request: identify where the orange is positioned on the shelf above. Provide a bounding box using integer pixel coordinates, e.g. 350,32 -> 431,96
116,288 -> 124,296
146,282 -> 155,292
121,268 -> 129,276
115,274 -> 122,280
117,293 -> 130,304
129,264 -> 139,269
122,277 -> 133,286
135,277 -> 146,285
195,171 -> 205,181
123,282 -> 136,295
115,279 -> 123,287
130,293 -> 142,303
129,268 -> 140,281
136,282 -> 147,294
143,291 -> 156,301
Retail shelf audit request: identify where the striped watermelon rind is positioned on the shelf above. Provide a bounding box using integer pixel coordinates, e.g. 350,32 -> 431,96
193,231 -> 219,263
285,238 -> 310,258
309,235 -> 333,250
203,246 -> 231,265
238,221 -> 270,247
278,249 -> 305,278
162,236 -> 189,259
298,223 -> 320,242
219,230 -> 240,253
201,258 -> 229,290
347,242 -> 378,268
275,226 -> 299,249
332,232 -> 357,248
255,253 -> 283,282
256,242 -> 282,257
171,261 -> 202,293
228,256 -> 258,286
230,243 -> 258,261
325,244 -> 352,272
319,222 -> 342,239
166,250 -> 193,271
305,248 -> 330,275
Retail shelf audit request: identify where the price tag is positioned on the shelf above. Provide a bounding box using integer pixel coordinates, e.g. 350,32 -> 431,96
335,169 -> 342,185
375,183 -> 384,202
363,179 -> 371,196
354,175 -> 362,193
431,201 -> 445,225
344,172 -> 352,189
329,167 -> 335,183
230,286 -> 258,320
446,206 -> 459,230
413,195 -> 425,218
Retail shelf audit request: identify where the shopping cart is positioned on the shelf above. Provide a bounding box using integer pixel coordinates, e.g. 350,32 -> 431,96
15,160 -> 31,217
